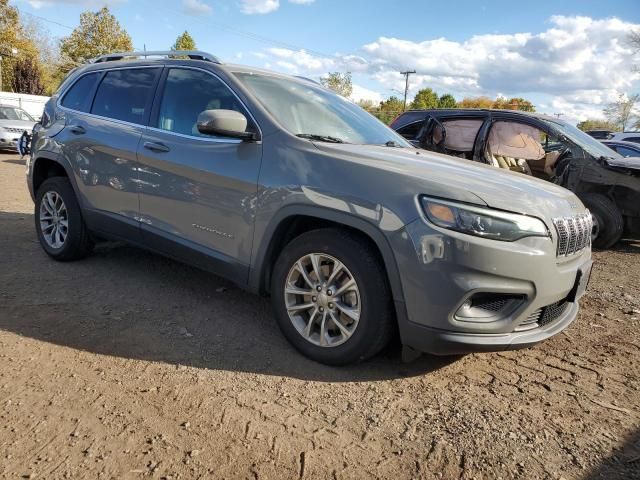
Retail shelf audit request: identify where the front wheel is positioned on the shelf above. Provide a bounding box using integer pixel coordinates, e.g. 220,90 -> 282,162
580,193 -> 623,249
271,228 -> 395,365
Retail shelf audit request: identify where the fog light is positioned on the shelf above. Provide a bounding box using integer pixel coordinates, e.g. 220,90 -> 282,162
455,293 -> 525,322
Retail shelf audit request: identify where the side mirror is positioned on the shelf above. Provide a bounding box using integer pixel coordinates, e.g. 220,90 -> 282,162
196,109 -> 256,141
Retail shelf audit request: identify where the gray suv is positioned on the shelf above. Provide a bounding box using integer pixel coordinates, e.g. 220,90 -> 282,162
27,51 -> 593,365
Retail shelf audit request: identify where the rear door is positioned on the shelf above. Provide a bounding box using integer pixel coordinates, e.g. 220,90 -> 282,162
56,66 -> 162,238
136,67 -> 262,283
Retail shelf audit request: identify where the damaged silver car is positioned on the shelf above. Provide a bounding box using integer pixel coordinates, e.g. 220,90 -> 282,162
391,109 -> 640,248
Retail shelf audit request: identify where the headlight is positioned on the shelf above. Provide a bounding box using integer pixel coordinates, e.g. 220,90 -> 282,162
420,197 -> 550,241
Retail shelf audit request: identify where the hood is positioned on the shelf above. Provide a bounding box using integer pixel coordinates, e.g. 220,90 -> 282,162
603,156 -> 640,176
314,143 -> 584,219
0,119 -> 36,131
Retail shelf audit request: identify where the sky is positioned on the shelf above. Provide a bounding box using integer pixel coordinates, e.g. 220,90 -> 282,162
11,0 -> 640,124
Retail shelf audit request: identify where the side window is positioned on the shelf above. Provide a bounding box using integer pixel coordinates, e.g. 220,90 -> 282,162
91,68 -> 160,124
625,137 -> 640,144
396,121 -> 422,140
616,146 -> 638,157
61,73 -> 100,112
157,68 -> 250,137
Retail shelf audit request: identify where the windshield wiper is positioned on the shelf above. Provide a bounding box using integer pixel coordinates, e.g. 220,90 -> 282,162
296,133 -> 345,143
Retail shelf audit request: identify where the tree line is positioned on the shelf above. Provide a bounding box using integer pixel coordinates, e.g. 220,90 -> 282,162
0,2 -> 196,95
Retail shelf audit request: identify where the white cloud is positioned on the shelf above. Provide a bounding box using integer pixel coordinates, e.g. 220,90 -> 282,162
257,15 -> 640,123
350,84 -> 382,104
240,0 -> 279,14
239,0 -> 315,14
183,0 -> 212,16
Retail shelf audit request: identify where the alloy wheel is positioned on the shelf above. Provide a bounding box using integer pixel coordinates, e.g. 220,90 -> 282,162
39,191 -> 68,249
284,253 -> 361,347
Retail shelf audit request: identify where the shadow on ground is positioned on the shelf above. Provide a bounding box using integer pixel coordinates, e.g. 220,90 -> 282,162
586,428 -> 640,480
0,211 -> 457,382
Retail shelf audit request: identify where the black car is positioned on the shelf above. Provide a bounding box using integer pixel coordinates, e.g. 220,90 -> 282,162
586,129 -> 614,140
391,109 -> 640,249
603,140 -> 640,158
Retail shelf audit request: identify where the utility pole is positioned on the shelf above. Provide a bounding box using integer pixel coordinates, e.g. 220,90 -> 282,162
553,113 -> 564,119
400,70 -> 416,111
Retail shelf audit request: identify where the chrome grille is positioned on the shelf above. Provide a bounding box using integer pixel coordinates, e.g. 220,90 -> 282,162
553,212 -> 592,257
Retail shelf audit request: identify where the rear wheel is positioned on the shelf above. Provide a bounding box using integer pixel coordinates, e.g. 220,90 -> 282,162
580,193 -> 623,249
271,228 -> 394,365
35,177 -> 94,261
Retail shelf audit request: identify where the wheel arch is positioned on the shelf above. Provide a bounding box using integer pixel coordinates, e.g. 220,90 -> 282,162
31,153 -> 81,206
249,205 -> 406,310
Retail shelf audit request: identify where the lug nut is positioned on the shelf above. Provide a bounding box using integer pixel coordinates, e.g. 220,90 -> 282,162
319,307 -> 324,312
327,289 -> 333,296
316,286 -> 322,292
329,303 -> 334,309
312,296 -> 317,302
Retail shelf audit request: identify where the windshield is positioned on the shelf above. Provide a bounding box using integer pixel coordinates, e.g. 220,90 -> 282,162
542,118 -> 620,159
0,106 -> 34,122
234,72 -> 411,146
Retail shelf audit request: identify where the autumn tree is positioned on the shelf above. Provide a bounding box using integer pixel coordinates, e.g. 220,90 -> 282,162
457,96 -> 494,109
438,93 -> 456,109
172,31 -> 196,51
11,57 -> 44,94
321,72 -> 352,98
576,119 -> 620,132
58,7 -> 133,76
0,0 -> 40,92
410,88 -> 439,110
604,94 -> 639,131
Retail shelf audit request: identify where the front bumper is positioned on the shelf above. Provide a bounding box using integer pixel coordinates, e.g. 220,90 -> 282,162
390,217 -> 592,355
0,130 -> 20,150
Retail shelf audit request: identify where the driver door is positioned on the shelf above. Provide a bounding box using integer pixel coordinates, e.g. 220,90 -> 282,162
136,67 -> 262,283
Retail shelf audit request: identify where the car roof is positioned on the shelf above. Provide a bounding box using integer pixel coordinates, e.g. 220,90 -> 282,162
391,108 -> 560,129
603,140 -> 640,148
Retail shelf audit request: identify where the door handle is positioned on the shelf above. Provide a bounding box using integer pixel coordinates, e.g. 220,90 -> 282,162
143,141 -> 170,153
68,125 -> 86,134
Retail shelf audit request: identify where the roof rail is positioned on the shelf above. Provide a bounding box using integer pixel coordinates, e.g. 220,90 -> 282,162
90,50 -> 222,64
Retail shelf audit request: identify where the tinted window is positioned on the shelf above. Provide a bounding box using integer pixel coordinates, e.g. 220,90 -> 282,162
616,146 -> 640,157
625,136 -> 640,144
91,68 -> 160,124
157,68 -> 249,137
397,121 -> 422,139
61,73 -> 100,112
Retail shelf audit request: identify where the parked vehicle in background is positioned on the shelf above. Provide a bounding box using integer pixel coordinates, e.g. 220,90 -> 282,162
391,109 -> 640,249
609,131 -> 640,143
0,105 -> 37,151
602,140 -> 640,158
28,51 -> 592,365
585,129 -> 614,140
0,92 -> 49,121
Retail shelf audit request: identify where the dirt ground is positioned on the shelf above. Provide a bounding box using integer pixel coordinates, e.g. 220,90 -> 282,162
0,152 -> 638,480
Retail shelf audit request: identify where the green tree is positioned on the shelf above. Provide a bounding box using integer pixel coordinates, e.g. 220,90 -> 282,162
59,7 -> 133,75
172,30 -> 196,51
410,88 -> 438,110
321,72 -> 352,98
11,57 -> 44,94
576,119 -> 620,132
604,93 -> 639,131
438,93 -> 456,109
376,96 -> 404,124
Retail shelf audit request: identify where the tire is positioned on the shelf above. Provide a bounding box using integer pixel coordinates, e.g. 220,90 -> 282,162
271,228 -> 394,365
35,176 -> 94,261
580,193 -> 623,249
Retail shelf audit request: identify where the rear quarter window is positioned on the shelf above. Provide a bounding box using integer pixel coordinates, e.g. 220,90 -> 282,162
60,72 -> 100,112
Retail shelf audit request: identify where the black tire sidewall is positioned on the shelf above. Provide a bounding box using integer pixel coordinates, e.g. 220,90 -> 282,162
35,177 -> 89,260
271,229 -> 392,365
580,193 -> 623,249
